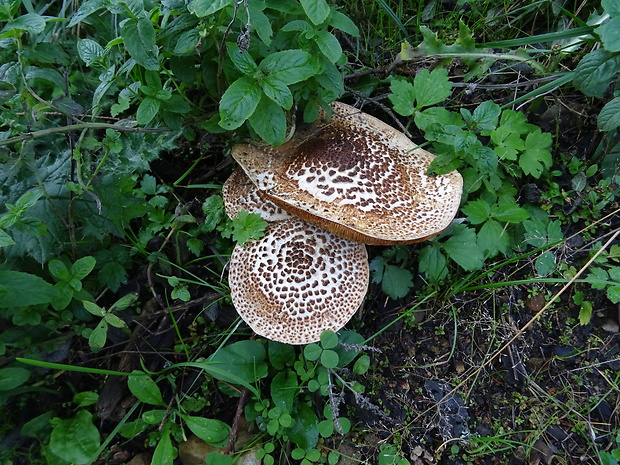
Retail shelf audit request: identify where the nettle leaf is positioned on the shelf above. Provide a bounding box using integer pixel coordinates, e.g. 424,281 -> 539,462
259,50 -> 319,85
597,16 -> 620,52
313,30 -> 342,63
120,16 -> 159,70
77,39 -> 104,66
413,68 -> 452,109
218,76 -> 262,130
248,95 -> 287,146
573,49 -> 620,98
598,97 -> 620,132
300,0 -> 330,25
442,225 -> 484,271
519,130 -> 552,178
388,79 -> 415,117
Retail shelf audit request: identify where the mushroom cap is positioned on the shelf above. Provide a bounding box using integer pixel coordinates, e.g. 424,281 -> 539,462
228,218 -> 369,345
232,101 -> 463,245
222,168 -> 292,221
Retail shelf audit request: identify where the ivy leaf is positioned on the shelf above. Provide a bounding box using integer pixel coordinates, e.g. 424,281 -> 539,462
218,76 -> 262,130
519,129 -> 552,178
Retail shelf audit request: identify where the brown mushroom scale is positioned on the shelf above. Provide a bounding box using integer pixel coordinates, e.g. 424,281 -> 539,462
229,218 -> 368,345
232,102 -> 463,245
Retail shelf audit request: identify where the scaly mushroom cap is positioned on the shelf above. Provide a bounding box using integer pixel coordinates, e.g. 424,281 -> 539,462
232,101 -> 463,245
228,218 -> 369,345
222,168 -> 292,221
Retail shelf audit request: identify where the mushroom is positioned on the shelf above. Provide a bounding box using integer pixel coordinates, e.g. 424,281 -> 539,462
223,169 -> 369,345
231,101 -> 463,245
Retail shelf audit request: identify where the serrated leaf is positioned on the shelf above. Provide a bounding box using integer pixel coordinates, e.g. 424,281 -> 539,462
230,209 -> 267,244
442,225 -> 484,271
413,68 -> 452,108
109,293 -> 138,312
388,79 -> 415,117
314,30 -> 342,63
380,264 -> 413,300
128,370 -> 165,406
68,0 -> 110,27
259,75 -> 293,110
0,271 -> 56,308
227,43 -> 258,75
461,199 -> 491,224
573,49 -> 620,98
0,230 -> 15,247
248,96 -> 287,146
520,130 -> 552,178
71,256 -> 96,280
77,39 -> 104,66
188,0 -> 233,17
300,0 -> 330,25
491,202 -> 530,223
201,195 -> 225,232
259,50 -> 319,85
598,16 -> 620,52
478,219 -> 511,257
0,13 -> 45,37
174,29 -> 200,55
120,17 -> 159,70
469,100 -> 501,131
218,76 -> 262,130
329,11 -> 359,37
535,250 -> 556,277
137,96 -> 160,125
598,97 -> 620,132
98,262 -> 127,292
418,245 -> 448,283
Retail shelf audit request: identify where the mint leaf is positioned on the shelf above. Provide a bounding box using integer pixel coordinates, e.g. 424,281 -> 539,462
248,95 -> 287,146
120,16 -> 158,70
218,76 -> 262,130
573,49 -> 620,98
227,43 -> 258,76
259,50 -> 319,85
314,30 -> 342,63
598,97 -> 620,132
259,75 -> 293,110
300,0 -> 330,25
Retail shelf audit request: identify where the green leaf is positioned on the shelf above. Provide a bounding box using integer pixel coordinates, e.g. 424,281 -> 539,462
270,370 -> 298,414
104,313 -> 127,328
314,30 -> 342,63
461,200 -> 491,224
520,130 -> 552,178
71,256 -> 96,280
418,245 -> 448,283
477,219 -> 511,257
0,12 -> 45,37
329,11 -> 360,37
259,75 -> 293,110
465,100 -> 500,132
300,0 -> 330,25
491,202 -> 530,223
573,49 -> 620,98
202,195 -> 226,233
535,250 -> 556,277
188,0 -> 233,17
320,330 -> 338,349
120,16 -> 159,70
204,340 -> 268,386
227,43 -> 258,76
49,410 -> 100,465
152,430 -> 176,465
288,402 -> 319,450
320,349 -> 339,369
0,230 -> 15,247
598,17 -> 620,52
68,0 -> 110,27
137,96 -> 161,125
229,209 -> 267,244
442,225 -> 484,271
174,29 -> 201,55
0,271 -> 56,308
598,97 -> 620,132
218,76 -> 262,130
370,258 -> 414,300
99,261 -> 127,292
128,370 -> 166,406
89,320 -> 108,352
77,39 -> 104,66
0,367 -> 31,391
388,79 -> 415,116
49,259 -> 71,282
248,96 -> 287,146
183,416 -> 231,447
602,0 -> 620,16
413,68 -> 452,108
259,50 -> 319,85
83,300 -> 105,317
